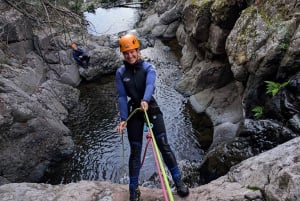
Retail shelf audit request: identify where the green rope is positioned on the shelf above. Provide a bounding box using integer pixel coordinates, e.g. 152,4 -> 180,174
121,108 -> 175,201
144,110 -> 175,201
126,108 -> 142,122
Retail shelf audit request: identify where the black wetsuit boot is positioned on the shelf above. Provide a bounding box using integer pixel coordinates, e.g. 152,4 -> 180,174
129,187 -> 140,201
173,175 -> 189,197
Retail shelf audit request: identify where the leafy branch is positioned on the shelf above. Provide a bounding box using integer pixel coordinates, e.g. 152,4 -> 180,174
265,80 -> 290,96
252,106 -> 263,119
3,0 -> 88,45
4,0 -> 84,26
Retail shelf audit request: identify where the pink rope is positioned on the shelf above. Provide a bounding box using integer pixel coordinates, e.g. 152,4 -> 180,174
148,131 -> 169,201
141,136 -> 151,167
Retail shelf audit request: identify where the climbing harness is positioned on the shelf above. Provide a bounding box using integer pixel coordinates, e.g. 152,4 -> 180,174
120,108 -> 174,201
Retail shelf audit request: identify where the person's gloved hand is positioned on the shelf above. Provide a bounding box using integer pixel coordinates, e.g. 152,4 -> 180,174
141,101 -> 148,111
116,121 -> 127,134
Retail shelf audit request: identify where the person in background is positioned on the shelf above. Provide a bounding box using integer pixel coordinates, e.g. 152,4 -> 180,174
70,42 -> 90,68
115,34 -> 189,201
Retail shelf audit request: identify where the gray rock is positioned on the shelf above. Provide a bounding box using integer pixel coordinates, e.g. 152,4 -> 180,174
1,137 -> 299,200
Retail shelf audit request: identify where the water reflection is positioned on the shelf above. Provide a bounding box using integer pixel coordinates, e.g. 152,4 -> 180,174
84,7 -> 140,35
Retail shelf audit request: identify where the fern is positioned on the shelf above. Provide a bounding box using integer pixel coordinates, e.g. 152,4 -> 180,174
265,80 -> 290,96
252,106 -> 263,119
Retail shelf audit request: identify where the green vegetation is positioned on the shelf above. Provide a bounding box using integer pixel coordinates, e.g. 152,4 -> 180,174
265,80 -> 290,96
247,185 -> 261,191
250,80 -> 290,119
69,0 -> 82,13
279,42 -> 288,51
142,0 -> 156,7
279,30 -> 293,51
259,5 -> 274,27
211,0 -> 227,10
191,0 -> 200,7
197,0 -> 214,17
252,106 -> 264,119
86,4 -> 95,12
0,59 -> 9,65
99,0 -> 118,3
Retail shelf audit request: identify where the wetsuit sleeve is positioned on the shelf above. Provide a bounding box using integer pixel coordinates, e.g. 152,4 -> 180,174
143,62 -> 156,102
116,68 -> 129,121
77,47 -> 85,54
78,47 -> 88,57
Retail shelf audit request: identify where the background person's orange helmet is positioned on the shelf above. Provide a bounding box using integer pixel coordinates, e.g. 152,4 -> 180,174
119,34 -> 140,52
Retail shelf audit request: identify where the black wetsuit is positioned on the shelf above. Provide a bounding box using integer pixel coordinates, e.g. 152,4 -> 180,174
116,60 -> 181,190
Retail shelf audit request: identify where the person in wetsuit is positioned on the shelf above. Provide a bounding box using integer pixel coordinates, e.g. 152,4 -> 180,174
70,42 -> 90,68
115,34 -> 189,201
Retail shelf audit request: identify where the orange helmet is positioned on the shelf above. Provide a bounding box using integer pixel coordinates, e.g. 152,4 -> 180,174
119,34 -> 140,52
70,43 -> 77,49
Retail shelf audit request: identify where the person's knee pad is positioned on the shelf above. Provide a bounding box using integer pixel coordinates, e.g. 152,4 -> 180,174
156,133 -> 172,151
156,133 -> 177,168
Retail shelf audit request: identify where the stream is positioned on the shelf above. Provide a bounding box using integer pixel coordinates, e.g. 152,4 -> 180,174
42,5 -> 206,187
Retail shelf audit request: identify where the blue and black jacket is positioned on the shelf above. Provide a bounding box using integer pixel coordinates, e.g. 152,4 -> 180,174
116,60 -> 160,121
72,47 -> 89,66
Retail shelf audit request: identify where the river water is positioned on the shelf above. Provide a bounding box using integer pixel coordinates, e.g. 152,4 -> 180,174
85,6 -> 140,35
42,6 -> 205,186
